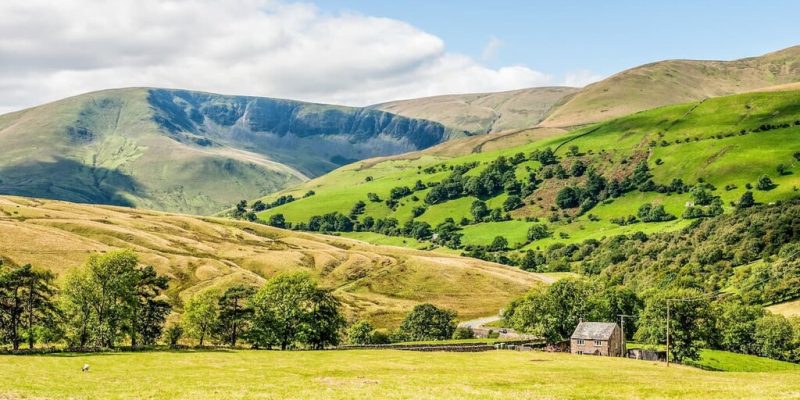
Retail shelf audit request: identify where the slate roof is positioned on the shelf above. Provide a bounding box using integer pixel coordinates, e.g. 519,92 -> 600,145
570,322 -> 618,340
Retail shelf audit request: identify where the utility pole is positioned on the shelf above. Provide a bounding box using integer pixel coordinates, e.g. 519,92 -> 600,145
666,299 -> 671,367
618,314 -> 635,358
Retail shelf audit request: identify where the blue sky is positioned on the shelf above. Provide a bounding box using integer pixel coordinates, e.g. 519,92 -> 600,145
3,0 -> 799,112
317,0 -> 800,77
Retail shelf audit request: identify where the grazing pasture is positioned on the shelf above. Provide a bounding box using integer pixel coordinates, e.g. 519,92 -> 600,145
0,350 -> 798,399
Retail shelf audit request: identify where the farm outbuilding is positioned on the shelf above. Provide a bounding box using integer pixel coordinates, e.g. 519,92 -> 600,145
570,322 -> 623,357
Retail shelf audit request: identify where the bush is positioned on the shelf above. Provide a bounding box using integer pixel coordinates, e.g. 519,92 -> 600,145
503,195 -> 523,211
164,323 -> 183,347
527,224 -> 550,241
347,320 -> 374,345
451,327 -> 475,340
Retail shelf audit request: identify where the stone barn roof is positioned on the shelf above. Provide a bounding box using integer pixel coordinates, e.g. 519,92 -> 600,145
570,322 -> 617,340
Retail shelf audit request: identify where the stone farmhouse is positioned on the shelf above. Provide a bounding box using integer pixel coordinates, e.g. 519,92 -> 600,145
570,322 -> 623,356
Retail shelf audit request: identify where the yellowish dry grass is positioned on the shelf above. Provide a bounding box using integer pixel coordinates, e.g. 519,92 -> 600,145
0,196 -> 545,327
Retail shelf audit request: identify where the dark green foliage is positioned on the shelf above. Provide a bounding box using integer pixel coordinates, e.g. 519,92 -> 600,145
367,192 -> 381,202
533,148 -> 558,165
489,236 -> 509,251
451,326 -> 475,340
637,203 -> 676,222
399,303 -> 457,341
216,285 -> 255,347
737,191 -> 755,209
249,273 -> 345,350
347,320 -> 375,345
411,206 -> 426,217
570,160 -> 586,177
756,175 -> 776,191
470,200 -> 489,222
350,201 -> 366,219
527,224 -> 551,241
132,265 -> 171,347
251,200 -> 266,212
267,214 -> 286,228
635,288 -> 713,362
0,263 -> 60,350
503,195 -> 523,211
390,186 -> 412,200
433,220 -> 463,249
556,187 -> 580,209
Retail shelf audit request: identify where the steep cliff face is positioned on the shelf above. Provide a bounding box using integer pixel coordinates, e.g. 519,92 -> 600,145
0,88 -> 448,214
147,89 -> 447,176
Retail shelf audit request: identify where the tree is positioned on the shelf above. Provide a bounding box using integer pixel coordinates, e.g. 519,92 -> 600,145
754,314 -> 795,360
216,285 -> 255,347
489,236 -> 509,251
737,191 -> 755,209
303,288 -> 345,349
399,304 -> 456,341
347,320 -> 374,345
61,251 -> 169,349
777,164 -> 790,176
470,200 -> 489,222
503,195 -> 523,211
713,299 -> 764,354
267,214 -> 286,228
349,201 -> 366,218
634,289 -> 713,363
131,265 -> 170,347
163,322 -> 183,348
0,264 -> 59,350
249,273 -> 344,350
182,290 -> 219,347
555,187 -> 580,209
570,160 -> 586,177
756,175 -> 775,191
233,200 -> 248,219
527,224 -> 551,241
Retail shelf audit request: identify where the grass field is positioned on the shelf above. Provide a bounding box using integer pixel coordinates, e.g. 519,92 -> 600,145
1,350 -> 798,399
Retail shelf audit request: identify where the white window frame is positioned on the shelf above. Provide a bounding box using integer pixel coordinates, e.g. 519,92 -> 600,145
594,340 -> 603,347
577,339 -> 584,345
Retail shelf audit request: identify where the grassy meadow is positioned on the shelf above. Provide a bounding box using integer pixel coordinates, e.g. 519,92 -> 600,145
0,349 -> 798,399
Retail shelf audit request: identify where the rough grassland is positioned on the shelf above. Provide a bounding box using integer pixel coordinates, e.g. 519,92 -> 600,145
0,350 -> 798,400
0,196 -> 545,327
768,299 -> 800,318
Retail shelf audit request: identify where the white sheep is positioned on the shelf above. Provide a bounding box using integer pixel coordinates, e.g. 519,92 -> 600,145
82,364 -> 90,372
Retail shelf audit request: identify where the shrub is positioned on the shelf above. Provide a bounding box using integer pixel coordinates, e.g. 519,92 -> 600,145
451,327 -> 475,340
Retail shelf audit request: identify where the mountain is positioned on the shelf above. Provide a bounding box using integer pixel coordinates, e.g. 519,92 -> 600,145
374,87 -> 578,134
541,46 -> 800,127
0,195 -> 546,327
0,88 -> 448,214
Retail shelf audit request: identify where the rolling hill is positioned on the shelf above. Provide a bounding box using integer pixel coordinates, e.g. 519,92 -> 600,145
258,89 -> 800,255
540,45 -> 800,127
0,88 -> 448,214
374,87 -> 579,134
0,195 -> 546,327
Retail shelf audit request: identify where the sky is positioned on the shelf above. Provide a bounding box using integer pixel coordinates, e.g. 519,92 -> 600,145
1,0 -> 799,114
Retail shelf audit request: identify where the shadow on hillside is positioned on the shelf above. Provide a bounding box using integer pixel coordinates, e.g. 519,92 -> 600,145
0,157 -> 141,207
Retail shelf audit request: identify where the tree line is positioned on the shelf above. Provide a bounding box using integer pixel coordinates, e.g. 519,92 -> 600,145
1,251 -> 464,351
504,278 -> 800,363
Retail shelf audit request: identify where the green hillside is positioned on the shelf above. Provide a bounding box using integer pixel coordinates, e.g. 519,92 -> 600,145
257,89 -> 800,261
0,88 -> 448,214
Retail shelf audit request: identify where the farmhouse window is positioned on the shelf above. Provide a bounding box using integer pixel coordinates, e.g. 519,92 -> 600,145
594,340 -> 602,347
577,339 -> 584,345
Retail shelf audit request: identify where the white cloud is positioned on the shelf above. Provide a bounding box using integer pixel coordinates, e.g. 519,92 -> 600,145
562,69 -> 606,88
481,36 -> 504,61
0,0 -> 597,113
